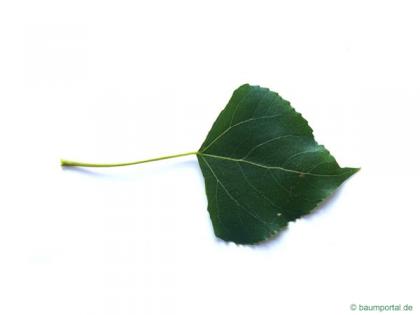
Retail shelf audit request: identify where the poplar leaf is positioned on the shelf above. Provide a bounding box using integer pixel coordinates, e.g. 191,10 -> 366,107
197,84 -> 358,244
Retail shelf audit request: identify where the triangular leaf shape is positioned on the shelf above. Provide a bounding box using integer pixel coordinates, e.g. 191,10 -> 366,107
197,84 -> 358,244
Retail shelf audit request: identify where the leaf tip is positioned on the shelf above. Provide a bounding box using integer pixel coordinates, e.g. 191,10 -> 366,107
350,167 -> 361,174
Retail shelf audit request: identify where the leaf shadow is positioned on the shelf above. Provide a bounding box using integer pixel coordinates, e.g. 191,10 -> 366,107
61,166 -> 111,178
303,186 -> 344,221
249,184 -> 346,251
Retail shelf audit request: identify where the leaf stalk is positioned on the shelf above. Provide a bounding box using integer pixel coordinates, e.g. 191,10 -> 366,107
61,151 -> 198,168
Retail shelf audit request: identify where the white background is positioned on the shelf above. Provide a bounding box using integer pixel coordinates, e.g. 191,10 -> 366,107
1,0 -> 419,314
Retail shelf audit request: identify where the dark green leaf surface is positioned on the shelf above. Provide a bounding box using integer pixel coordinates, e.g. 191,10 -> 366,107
197,84 -> 358,244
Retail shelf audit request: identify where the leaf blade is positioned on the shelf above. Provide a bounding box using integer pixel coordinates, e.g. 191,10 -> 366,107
198,84 -> 359,244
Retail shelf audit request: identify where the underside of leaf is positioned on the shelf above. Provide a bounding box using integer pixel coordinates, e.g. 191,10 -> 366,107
197,84 -> 359,244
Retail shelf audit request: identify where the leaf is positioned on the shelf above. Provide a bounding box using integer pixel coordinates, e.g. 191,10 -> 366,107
61,83 -> 359,245
196,84 -> 359,244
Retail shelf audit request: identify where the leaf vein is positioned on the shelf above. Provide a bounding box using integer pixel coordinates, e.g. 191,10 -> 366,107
200,153 -> 350,177
280,148 -> 323,167
242,135 -> 298,159
201,114 -> 283,152
229,88 -> 252,127
237,162 -> 285,214
201,156 -> 273,229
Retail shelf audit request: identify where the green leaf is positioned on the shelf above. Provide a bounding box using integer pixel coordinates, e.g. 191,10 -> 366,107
61,83 -> 359,245
197,84 -> 359,244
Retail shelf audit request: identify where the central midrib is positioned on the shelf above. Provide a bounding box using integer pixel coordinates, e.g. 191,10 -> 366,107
197,152 -> 345,177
